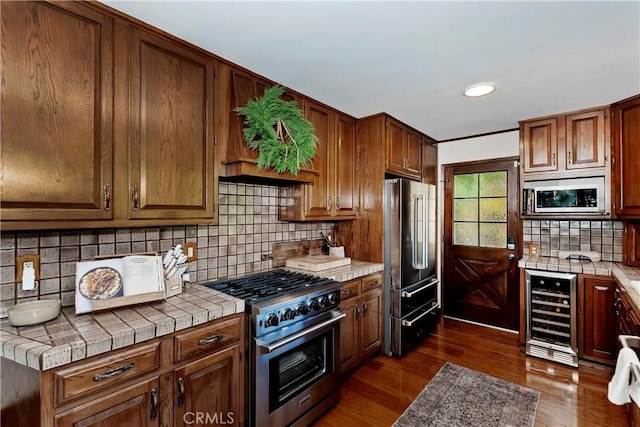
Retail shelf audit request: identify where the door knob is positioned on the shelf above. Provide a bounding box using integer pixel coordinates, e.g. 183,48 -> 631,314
508,253 -> 516,260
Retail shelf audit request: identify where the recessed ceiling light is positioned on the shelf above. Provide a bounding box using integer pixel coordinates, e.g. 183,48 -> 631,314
463,83 -> 496,97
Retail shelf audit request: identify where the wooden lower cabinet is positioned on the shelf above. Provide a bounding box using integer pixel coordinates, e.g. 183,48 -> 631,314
579,276 -> 616,365
174,344 -> 241,427
1,314 -> 244,427
54,378 -> 160,427
339,273 -> 383,373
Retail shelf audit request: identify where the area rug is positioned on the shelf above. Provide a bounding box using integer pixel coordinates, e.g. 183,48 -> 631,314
393,362 -> 539,427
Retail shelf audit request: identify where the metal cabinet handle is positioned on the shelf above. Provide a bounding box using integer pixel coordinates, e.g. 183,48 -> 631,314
198,333 -> 224,345
93,362 -> 135,381
131,184 -> 139,211
150,388 -> 158,421
103,183 -> 111,211
336,196 -> 340,211
552,153 -> 556,165
328,196 -> 333,212
567,151 -> 572,164
362,302 -> 368,315
368,280 -> 379,287
341,289 -> 352,296
177,377 -> 185,407
355,305 -> 360,320
614,299 -> 622,316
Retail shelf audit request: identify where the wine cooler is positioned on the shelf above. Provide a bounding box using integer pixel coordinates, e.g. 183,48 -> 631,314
525,269 -> 578,367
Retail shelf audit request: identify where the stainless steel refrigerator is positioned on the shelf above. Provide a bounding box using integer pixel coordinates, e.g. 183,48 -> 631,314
384,178 -> 439,356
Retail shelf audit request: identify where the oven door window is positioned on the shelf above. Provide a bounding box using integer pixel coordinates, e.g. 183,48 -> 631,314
268,330 -> 333,412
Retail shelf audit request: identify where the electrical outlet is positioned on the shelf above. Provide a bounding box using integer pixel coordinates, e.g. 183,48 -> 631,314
184,242 -> 197,262
16,254 -> 40,284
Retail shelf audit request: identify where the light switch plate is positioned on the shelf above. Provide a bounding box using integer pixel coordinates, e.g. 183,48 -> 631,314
529,243 -> 540,256
184,242 -> 197,262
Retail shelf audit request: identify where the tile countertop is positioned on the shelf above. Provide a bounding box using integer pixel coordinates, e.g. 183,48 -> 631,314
0,285 -> 244,372
518,255 -> 640,310
284,260 -> 385,282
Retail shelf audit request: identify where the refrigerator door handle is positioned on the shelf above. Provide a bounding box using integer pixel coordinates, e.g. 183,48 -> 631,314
412,195 -> 428,269
401,302 -> 438,327
423,193 -> 429,269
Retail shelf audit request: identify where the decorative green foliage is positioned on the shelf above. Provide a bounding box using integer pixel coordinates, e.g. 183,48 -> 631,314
235,86 -> 318,175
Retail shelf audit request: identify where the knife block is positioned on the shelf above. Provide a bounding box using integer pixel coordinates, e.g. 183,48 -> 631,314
164,271 -> 183,298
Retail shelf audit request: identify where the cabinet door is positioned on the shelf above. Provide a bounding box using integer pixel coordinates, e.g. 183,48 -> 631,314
386,118 -> 406,174
55,378 -> 159,427
405,129 -> 423,178
128,27 -> 216,221
339,297 -> 361,373
303,101 -> 334,218
521,118 -> 558,172
612,95 -> 640,217
625,221 -> 640,266
360,290 -> 382,357
582,277 -> 616,364
0,1 -> 114,223
174,344 -> 241,427
565,109 -> 607,170
230,70 -> 262,162
422,142 -> 438,185
335,114 -> 358,217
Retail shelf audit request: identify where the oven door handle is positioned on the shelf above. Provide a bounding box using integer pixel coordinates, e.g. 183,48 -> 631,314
401,279 -> 439,298
401,303 -> 438,327
255,312 -> 346,354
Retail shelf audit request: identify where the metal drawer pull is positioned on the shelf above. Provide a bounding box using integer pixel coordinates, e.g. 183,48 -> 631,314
368,280 -> 379,287
401,279 -> 439,298
362,302 -> 368,315
150,388 -> 158,421
177,377 -> 185,407
401,304 -> 438,327
342,289 -> 353,296
92,362 -> 135,381
198,333 -> 224,345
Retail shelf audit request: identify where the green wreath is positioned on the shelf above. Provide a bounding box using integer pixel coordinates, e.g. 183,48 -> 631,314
235,85 -> 318,175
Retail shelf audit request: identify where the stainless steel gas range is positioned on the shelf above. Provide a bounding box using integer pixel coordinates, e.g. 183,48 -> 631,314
206,269 -> 344,427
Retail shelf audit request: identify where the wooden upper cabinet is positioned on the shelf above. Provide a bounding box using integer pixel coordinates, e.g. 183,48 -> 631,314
422,141 -> 438,185
229,70 -> 262,162
566,109 -> 606,169
128,27 -> 216,221
521,118 -> 558,173
520,106 -> 609,177
612,94 -> 640,217
0,1 -> 114,225
385,117 -> 422,180
335,114 -> 358,217
302,100 -> 334,218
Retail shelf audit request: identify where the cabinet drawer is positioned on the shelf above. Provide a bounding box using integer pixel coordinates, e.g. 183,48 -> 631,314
174,316 -> 240,363
361,273 -> 383,294
54,341 -> 160,407
340,279 -> 361,302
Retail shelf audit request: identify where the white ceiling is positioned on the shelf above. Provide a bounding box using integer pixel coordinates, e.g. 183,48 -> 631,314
102,0 -> 640,141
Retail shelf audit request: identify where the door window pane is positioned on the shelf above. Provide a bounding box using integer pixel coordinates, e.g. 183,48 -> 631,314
480,223 -> 507,248
454,223 -> 478,246
454,174 -> 478,198
454,199 -> 478,221
479,198 -> 507,222
479,171 -> 507,197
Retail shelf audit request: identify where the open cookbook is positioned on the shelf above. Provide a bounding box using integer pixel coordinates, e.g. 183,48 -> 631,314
75,254 -> 165,314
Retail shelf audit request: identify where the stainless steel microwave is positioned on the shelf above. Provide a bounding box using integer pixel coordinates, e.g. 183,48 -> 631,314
525,177 -> 605,213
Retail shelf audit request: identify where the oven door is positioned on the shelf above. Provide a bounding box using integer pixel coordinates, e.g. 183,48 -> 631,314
390,278 -> 438,318
252,310 -> 345,427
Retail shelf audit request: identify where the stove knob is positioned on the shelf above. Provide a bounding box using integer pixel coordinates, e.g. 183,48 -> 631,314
327,292 -> 337,306
309,298 -> 320,311
295,303 -> 309,316
318,296 -> 328,307
265,313 -> 279,327
281,308 -> 295,321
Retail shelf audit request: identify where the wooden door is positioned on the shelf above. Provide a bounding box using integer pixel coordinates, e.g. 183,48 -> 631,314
443,158 -> 520,330
303,101 -> 334,218
580,277 -> 616,364
386,118 -> 406,174
360,290 -> 383,356
335,114 -> 358,217
565,109 -> 607,170
521,118 -> 558,172
174,345 -> 240,427
612,94 -> 640,217
405,129 -> 422,178
55,379 -> 159,427
128,27 -> 216,221
0,1 -> 114,223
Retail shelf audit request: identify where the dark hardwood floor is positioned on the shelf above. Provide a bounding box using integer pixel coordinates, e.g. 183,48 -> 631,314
315,317 -> 628,427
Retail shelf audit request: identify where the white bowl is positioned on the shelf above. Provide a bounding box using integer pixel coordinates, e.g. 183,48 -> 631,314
7,300 -> 61,327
